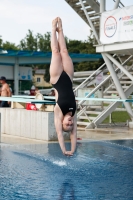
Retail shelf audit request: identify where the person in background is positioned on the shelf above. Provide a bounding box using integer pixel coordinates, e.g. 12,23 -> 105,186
0,86 -> 1,96
30,85 -> 35,96
0,87 -> 1,105
35,87 -> 40,95
8,84 -> 12,95
48,89 -> 55,96
0,76 -> 11,107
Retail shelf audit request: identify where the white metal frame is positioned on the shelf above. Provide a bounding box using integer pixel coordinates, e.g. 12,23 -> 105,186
65,0 -> 133,128
79,0 -> 133,118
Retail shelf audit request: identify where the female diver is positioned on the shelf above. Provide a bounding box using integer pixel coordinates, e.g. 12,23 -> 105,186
50,17 -> 77,156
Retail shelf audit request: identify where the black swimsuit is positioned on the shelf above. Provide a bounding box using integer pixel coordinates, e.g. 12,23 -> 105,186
52,71 -> 76,116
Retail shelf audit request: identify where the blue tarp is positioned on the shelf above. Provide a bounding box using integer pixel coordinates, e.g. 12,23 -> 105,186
0,49 -> 102,59
0,49 -> 102,65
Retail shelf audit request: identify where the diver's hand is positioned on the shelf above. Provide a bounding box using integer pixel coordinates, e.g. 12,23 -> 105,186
64,151 -> 73,156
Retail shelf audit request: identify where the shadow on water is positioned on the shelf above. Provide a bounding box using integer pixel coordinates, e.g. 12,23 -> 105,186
58,182 -> 75,200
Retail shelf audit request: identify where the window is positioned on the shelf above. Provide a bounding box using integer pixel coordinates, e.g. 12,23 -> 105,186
37,77 -> 41,82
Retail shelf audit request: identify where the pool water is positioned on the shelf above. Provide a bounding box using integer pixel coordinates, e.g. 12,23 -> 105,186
1,140 -> 133,200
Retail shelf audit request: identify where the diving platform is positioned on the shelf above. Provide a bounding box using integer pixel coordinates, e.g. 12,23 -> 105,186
96,41 -> 133,55
65,0 -> 133,129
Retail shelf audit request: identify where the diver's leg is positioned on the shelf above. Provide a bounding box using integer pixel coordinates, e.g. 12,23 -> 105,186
57,17 -> 74,81
50,18 -> 63,84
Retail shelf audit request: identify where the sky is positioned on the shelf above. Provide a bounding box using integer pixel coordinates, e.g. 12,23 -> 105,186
0,0 -> 132,45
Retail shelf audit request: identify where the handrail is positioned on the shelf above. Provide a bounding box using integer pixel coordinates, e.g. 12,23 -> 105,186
77,55 -> 133,106
104,63 -> 133,94
113,0 -> 124,8
113,0 -> 120,9
74,54 -> 116,92
74,63 -> 105,92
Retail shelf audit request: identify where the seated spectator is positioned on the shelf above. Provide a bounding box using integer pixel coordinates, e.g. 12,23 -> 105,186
35,87 -> 40,95
48,89 -> 55,96
9,84 -> 12,95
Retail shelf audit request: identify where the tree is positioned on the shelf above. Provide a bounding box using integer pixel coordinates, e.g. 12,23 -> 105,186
19,30 -> 51,52
0,36 -> 19,50
19,30 -> 38,51
0,30 -> 104,84
3,41 -> 19,50
19,80 -> 33,91
0,36 -> 3,48
37,32 -> 51,51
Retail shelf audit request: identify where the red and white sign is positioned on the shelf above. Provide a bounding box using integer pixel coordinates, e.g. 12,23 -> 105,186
96,72 -> 104,85
104,16 -> 117,38
100,5 -> 133,44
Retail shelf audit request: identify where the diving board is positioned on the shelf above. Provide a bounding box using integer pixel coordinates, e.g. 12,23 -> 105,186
0,96 -> 133,113
0,96 -> 55,111
0,97 -> 55,104
12,95 -> 133,103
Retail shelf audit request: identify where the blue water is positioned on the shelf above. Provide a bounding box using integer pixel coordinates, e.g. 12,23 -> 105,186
1,140 -> 133,200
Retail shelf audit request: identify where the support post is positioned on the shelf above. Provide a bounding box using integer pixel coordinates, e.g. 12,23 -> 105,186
14,58 -> 19,95
100,0 -> 106,13
102,53 -> 133,120
113,0 -> 120,9
0,113 -> 1,143
79,0 -> 100,43
109,114 -> 112,124
78,0 -> 133,125
105,53 -> 133,81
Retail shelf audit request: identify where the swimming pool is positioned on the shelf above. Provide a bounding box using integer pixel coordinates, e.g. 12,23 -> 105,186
0,140 -> 133,200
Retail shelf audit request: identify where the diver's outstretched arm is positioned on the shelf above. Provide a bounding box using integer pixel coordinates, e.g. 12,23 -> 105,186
70,114 -> 77,154
54,106 -> 66,154
54,109 -> 76,156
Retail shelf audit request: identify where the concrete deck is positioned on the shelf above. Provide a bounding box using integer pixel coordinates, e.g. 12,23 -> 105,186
78,127 -> 133,141
1,127 -> 133,145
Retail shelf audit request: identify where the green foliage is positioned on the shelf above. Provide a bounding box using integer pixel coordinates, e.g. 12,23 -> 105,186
19,80 -> 33,91
3,41 -> 19,50
37,64 -> 50,82
0,36 -> 19,50
76,59 -> 104,72
103,111 -> 130,123
65,32 -> 104,73
19,30 -> 38,51
17,30 -> 103,82
19,30 -> 51,51
0,37 -> 3,48
37,32 -> 51,51
0,30 -> 104,83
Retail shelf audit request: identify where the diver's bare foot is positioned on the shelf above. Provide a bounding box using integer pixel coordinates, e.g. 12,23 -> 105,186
52,18 -> 58,31
56,27 -> 61,33
56,27 -> 59,33
57,17 -> 63,31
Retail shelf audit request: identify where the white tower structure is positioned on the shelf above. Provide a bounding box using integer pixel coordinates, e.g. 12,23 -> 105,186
65,0 -> 133,129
